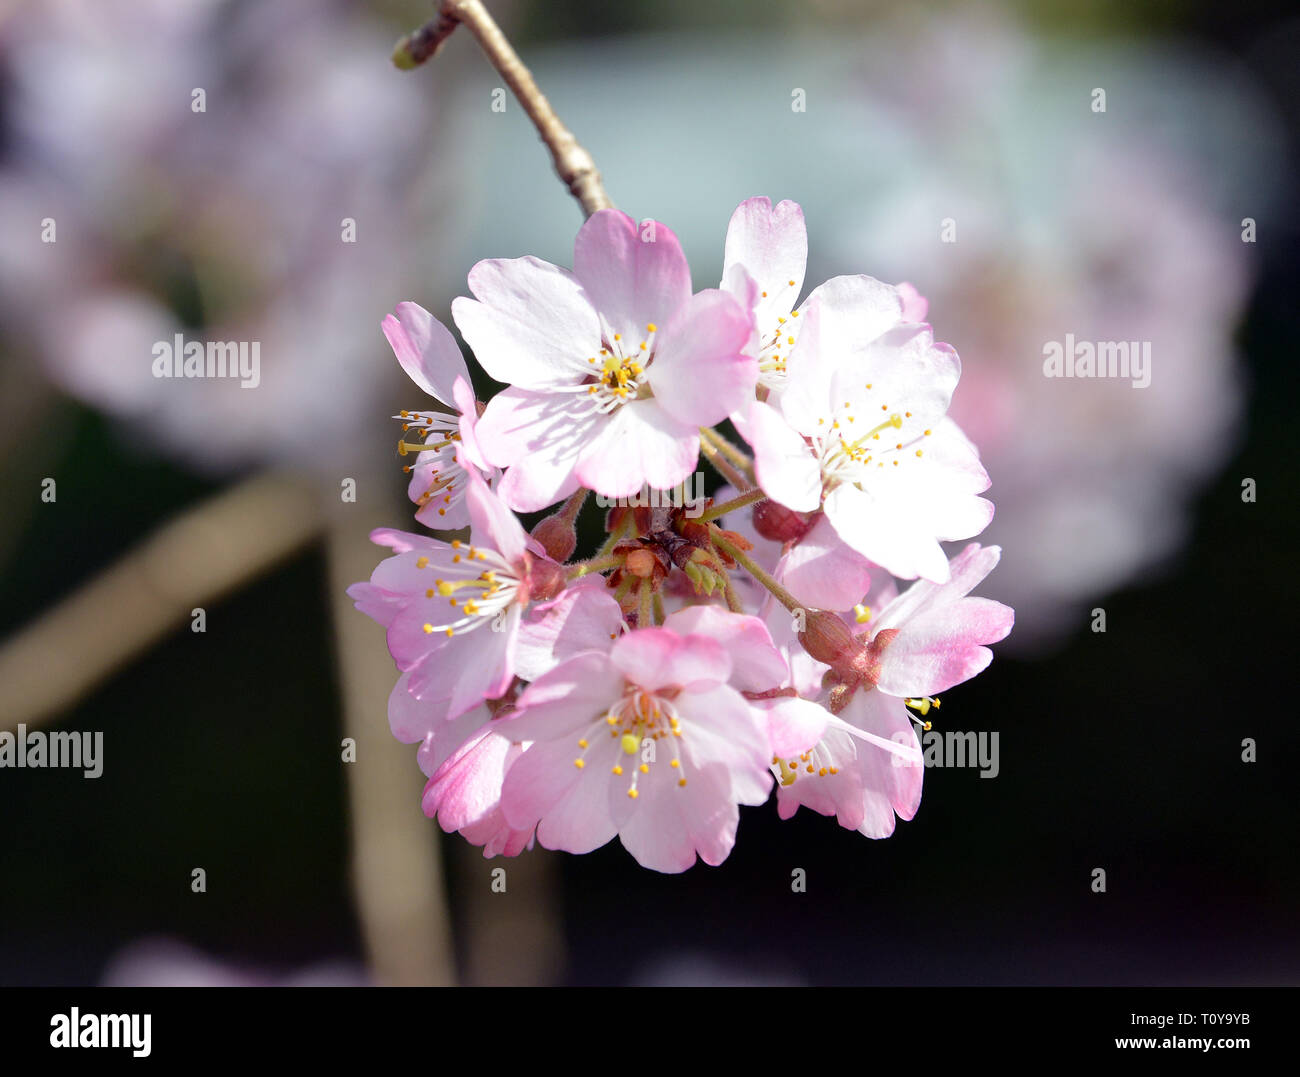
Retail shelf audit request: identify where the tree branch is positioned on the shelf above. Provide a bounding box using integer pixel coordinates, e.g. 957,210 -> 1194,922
0,473 -> 323,732
394,0 -> 612,218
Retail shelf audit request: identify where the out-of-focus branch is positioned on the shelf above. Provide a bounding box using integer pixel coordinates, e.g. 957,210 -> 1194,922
0,472 -> 322,731
393,0 -> 612,218
325,505 -> 457,986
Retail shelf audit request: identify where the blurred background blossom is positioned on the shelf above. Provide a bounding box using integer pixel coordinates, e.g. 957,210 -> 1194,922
0,0 -> 467,475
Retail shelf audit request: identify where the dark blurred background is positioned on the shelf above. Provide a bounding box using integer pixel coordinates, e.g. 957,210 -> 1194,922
0,0 -> 1296,985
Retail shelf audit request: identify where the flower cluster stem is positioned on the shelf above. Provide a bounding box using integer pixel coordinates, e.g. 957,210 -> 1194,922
698,485 -> 766,524
711,527 -> 802,613
699,433 -> 751,492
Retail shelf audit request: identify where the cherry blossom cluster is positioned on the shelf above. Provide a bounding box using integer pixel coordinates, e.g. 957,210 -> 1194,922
349,198 -> 1013,873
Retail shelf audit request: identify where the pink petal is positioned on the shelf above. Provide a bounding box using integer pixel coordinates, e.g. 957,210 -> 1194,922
500,736 -> 618,855
574,402 -> 698,499
646,289 -> 758,427
514,582 -> 624,682
763,696 -> 830,757
452,256 -> 599,388
661,606 -> 786,693
573,209 -> 692,343
873,543 -> 1004,631
452,376 -> 492,474
778,514 -> 874,610
609,628 -> 730,694
722,197 -> 807,330
615,758 -> 739,873
465,467 -> 530,566
734,399 -> 822,513
875,597 -> 1014,697
423,725 -> 513,831
382,301 -> 470,408
895,281 -> 929,322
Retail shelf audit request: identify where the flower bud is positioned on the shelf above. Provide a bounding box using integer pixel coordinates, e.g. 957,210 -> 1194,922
797,610 -> 860,667
531,514 -> 577,562
752,499 -> 813,544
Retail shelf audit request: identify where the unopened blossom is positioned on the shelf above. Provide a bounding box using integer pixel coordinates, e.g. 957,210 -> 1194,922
0,0 -> 454,475
458,209 -> 757,511
346,469 -> 564,721
383,301 -> 494,531
736,298 -> 993,583
497,622 -> 784,872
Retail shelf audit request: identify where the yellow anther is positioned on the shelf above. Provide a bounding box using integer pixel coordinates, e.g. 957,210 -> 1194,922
670,759 -> 680,768
621,734 -> 639,755
639,764 -> 649,774
416,556 -> 429,569
646,322 -> 657,333
854,604 -> 872,624
578,739 -> 588,749
612,765 -> 623,775
678,778 -> 687,787
627,788 -> 638,799
574,758 -> 585,769
422,623 -> 434,634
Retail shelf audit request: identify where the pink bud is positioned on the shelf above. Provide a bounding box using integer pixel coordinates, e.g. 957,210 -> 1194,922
752,499 -> 813,544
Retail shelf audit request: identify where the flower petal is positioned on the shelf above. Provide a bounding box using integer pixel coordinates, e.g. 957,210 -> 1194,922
646,288 -> 757,427
452,256 -> 599,388
383,301 -> 470,408
573,209 -> 691,342
722,196 -> 807,332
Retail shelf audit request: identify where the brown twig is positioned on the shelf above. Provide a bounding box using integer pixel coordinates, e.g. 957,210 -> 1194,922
393,0 -> 612,218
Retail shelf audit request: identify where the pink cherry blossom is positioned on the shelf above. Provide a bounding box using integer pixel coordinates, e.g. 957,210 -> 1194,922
735,297 -> 993,583
720,195 -> 926,398
458,209 -> 757,511
496,622 -> 784,872
760,544 -> 1010,837
346,469 -> 564,721
384,301 -> 495,531
767,690 -> 923,839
